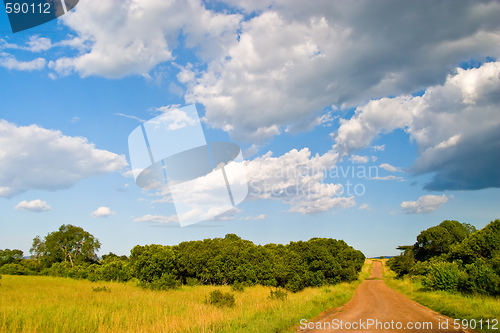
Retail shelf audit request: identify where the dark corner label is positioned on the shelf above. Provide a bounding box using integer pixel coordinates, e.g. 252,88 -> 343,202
3,0 -> 79,33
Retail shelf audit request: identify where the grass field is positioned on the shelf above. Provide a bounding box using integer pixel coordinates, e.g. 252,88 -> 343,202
381,260 -> 500,333
0,261 -> 371,333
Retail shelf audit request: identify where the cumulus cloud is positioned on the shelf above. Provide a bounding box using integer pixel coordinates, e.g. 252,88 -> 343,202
133,214 -> 179,224
0,52 -> 46,71
183,1 -> 500,141
15,199 -> 52,212
91,207 -> 116,218
379,164 -> 402,173
371,145 -> 385,151
349,155 -> 369,164
245,148 -> 355,214
19,1 -> 494,140
25,36 -> 53,52
147,147 -> 355,215
0,35 -> 52,53
334,62 -> 500,190
50,0 -> 241,78
153,106 -> 198,130
0,120 -> 128,197
400,194 -> 449,214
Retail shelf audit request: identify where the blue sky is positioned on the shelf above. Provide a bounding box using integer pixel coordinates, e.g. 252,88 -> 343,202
1,0 -> 499,258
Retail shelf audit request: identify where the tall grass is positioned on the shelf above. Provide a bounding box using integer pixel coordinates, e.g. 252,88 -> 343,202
383,262 -> 500,333
0,261 -> 370,333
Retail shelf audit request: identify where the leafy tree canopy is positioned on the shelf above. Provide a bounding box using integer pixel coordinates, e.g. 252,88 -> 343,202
414,220 -> 474,261
0,249 -> 23,266
30,224 -> 101,267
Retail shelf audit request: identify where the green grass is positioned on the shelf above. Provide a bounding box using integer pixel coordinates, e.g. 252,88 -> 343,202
383,263 -> 500,333
0,262 -> 371,333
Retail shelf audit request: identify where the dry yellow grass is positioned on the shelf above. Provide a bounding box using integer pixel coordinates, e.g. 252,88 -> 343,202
0,265 -> 370,333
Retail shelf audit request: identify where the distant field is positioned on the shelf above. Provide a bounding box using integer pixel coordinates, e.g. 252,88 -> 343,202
0,262 -> 371,333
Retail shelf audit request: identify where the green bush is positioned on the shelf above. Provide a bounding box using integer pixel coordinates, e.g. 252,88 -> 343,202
422,262 -> 463,292
0,263 -> 30,275
86,264 -> 103,282
459,261 -> 500,295
231,282 -> 246,292
92,286 -> 111,293
205,290 -> 235,308
67,264 -> 91,280
148,274 -> 179,291
99,260 -> 130,282
387,255 -> 415,277
409,260 -> 430,276
186,277 -> 200,286
269,288 -> 288,300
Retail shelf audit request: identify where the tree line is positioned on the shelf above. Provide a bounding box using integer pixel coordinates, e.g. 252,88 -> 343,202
388,219 -> 500,296
0,225 -> 365,292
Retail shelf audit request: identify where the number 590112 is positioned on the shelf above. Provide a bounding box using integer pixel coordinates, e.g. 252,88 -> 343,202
5,2 -> 51,14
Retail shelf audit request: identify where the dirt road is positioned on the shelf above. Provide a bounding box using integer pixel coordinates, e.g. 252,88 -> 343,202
298,261 -> 475,332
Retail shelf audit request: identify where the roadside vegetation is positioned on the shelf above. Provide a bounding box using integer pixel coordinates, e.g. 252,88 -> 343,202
387,219 -> 500,296
385,219 -> 500,333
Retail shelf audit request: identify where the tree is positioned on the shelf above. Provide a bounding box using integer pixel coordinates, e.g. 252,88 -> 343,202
413,220 -> 474,261
0,249 -> 23,266
30,224 -> 101,268
449,219 -> 500,264
129,244 -> 177,284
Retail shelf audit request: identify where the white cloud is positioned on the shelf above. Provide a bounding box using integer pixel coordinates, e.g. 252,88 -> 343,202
401,194 -> 449,214
349,155 -> 369,164
183,1 -> 500,141
285,112 -> 333,134
0,120 -> 127,197
0,35 -> 52,53
91,207 -> 116,218
50,0 -> 241,78
147,146 -> 355,215
371,176 -> 405,182
211,207 -> 242,221
15,199 -> 52,212
25,36 -> 52,52
333,95 -> 416,156
24,1 -> 495,140
334,61 -> 500,190
379,164 -> 402,173
114,113 -> 145,123
245,148 -> 355,214
371,145 -> 385,151
0,52 -> 46,71
133,214 -> 178,224
154,106 -> 197,130
244,214 -> 267,220
358,203 -> 369,210
242,144 -> 260,159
